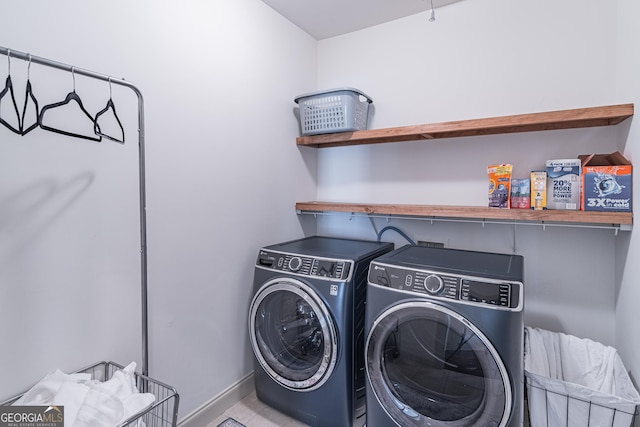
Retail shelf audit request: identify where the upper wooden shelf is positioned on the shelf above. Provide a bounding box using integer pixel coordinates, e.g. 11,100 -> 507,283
296,103 -> 634,148
296,201 -> 633,227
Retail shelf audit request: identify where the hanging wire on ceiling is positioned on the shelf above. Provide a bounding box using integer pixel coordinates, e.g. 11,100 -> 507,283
429,0 -> 436,22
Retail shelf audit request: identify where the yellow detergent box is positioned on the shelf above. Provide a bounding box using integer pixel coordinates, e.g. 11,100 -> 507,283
579,151 -> 632,212
530,171 -> 547,210
546,159 -> 581,210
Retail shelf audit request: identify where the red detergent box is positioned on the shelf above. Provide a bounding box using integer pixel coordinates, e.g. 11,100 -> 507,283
579,151 -> 632,212
510,178 -> 531,209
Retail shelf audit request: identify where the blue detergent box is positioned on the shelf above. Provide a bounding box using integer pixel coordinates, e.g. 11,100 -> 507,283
546,159 -> 581,210
579,151 -> 632,212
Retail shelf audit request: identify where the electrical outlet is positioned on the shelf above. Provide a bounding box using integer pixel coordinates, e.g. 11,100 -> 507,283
417,241 -> 445,248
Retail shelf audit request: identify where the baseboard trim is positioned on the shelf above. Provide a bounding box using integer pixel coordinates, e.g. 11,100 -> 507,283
178,372 -> 255,427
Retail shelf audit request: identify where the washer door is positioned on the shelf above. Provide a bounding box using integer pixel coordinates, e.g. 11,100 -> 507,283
249,278 -> 338,391
366,301 -> 511,427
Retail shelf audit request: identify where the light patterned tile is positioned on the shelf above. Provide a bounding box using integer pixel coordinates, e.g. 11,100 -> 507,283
240,391 -> 268,413
205,389 -> 311,427
257,405 -> 310,427
222,400 -> 263,425
207,414 -> 239,427
214,418 -> 249,427
244,411 -> 281,427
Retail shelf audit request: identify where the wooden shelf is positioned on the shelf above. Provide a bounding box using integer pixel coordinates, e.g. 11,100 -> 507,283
296,201 -> 633,227
296,103 -> 634,148
296,103 -> 633,228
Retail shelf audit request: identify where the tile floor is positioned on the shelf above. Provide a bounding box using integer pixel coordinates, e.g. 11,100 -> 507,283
207,391 -> 531,427
207,390 -> 309,427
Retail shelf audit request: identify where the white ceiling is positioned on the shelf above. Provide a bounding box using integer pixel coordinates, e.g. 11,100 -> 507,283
261,0 -> 464,40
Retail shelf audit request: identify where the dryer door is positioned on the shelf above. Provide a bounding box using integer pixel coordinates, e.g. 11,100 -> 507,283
366,301 -> 511,427
249,278 -> 338,391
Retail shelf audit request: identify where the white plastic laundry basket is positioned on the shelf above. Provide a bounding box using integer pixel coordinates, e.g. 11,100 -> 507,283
524,327 -> 640,427
294,88 -> 372,135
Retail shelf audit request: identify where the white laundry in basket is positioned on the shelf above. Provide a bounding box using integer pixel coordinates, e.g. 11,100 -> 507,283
524,327 -> 640,427
13,362 -> 155,427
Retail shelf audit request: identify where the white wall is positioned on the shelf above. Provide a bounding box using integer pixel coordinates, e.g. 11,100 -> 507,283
0,0 -> 318,418
615,0 -> 640,385
1,0 -> 638,420
316,0 -> 625,349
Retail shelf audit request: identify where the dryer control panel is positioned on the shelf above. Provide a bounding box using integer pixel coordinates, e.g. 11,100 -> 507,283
368,262 -> 522,310
256,250 -> 352,281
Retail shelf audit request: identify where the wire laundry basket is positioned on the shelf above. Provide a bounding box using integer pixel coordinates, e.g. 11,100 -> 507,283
524,327 -> 640,427
525,372 -> 639,427
1,361 -> 179,427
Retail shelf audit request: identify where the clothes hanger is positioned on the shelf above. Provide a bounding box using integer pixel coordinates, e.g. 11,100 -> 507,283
21,54 -> 39,135
0,49 -> 22,134
94,77 -> 125,143
39,67 -> 102,142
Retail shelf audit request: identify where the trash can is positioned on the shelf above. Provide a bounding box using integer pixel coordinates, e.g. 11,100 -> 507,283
524,327 -> 640,427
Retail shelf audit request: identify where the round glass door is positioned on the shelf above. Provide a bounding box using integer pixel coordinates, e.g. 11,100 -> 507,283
366,301 -> 511,427
249,278 -> 338,391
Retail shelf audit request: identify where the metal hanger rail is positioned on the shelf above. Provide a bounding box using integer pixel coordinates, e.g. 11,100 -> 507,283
0,45 -> 149,376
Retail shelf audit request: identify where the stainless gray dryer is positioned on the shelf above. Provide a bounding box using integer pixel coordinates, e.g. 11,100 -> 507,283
365,245 -> 524,427
249,236 -> 393,427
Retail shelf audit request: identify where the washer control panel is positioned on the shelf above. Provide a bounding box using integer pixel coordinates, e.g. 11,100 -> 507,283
257,250 -> 352,281
368,262 -> 521,310
461,280 -> 512,307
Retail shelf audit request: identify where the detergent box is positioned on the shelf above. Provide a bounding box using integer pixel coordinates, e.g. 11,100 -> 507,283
546,159 -> 581,210
579,151 -> 632,212
530,171 -> 547,210
510,178 -> 530,209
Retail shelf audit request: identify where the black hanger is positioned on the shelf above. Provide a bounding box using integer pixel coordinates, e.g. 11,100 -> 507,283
38,67 -> 102,142
0,50 -> 22,134
21,54 -> 39,135
94,77 -> 124,143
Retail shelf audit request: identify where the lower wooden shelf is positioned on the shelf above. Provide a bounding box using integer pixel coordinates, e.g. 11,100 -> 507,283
295,201 -> 633,228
